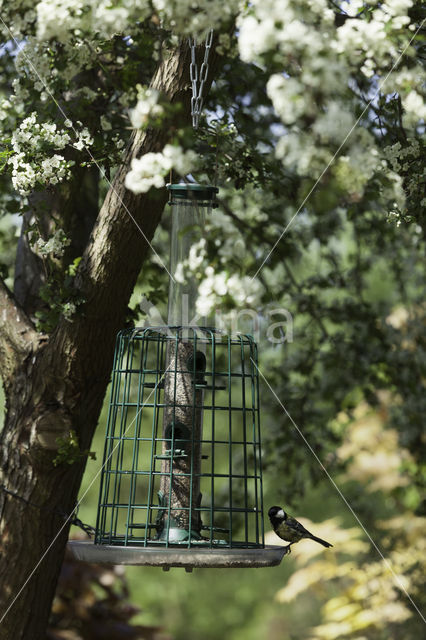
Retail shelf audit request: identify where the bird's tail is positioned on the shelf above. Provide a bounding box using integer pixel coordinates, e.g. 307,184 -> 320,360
310,535 -> 332,548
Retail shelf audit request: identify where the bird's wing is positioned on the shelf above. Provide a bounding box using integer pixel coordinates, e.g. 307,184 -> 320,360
287,517 -> 312,537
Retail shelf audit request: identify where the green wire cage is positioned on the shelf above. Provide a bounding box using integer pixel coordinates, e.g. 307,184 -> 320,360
69,184 -> 286,570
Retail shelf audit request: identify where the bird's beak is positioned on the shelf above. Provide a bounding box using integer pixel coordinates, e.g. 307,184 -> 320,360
277,509 -> 285,518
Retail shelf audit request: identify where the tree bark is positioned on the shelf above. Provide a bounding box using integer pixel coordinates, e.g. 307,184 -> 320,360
14,166 -> 99,319
0,39 -> 220,639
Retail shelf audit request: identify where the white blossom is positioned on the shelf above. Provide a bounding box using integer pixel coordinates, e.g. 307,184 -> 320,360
125,145 -> 197,195
129,88 -> 164,129
0,98 -> 12,121
62,301 -> 77,320
188,238 -> 206,271
152,0 -> 240,37
402,91 -> 426,127
267,75 -> 308,125
174,262 -> 186,284
34,228 -> 71,257
8,113 -> 92,195
312,102 -> 355,145
196,267 -> 263,317
73,127 -> 93,151
36,0 -> 151,42
172,238 -> 207,286
100,115 -> 112,131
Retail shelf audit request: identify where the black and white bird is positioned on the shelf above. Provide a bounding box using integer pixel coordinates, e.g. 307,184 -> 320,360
268,506 -> 332,552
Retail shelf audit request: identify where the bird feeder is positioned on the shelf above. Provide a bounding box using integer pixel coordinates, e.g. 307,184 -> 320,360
69,184 -> 286,570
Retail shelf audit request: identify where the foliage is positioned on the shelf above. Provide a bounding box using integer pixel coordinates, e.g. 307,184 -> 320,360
53,429 -> 96,467
272,402 -> 426,640
33,256 -> 84,332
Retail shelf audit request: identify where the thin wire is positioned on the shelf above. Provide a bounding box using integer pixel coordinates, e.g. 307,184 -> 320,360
0,485 -> 96,536
0,16 -> 175,283
252,358 -> 426,624
0,364 -> 171,625
250,17 -> 425,282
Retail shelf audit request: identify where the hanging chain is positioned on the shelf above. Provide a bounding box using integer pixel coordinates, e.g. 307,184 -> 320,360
189,29 -> 214,129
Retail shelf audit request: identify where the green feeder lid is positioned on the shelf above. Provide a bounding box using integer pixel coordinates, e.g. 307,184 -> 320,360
167,182 -> 218,203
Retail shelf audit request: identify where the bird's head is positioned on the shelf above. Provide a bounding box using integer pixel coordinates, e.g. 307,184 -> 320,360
268,506 -> 287,521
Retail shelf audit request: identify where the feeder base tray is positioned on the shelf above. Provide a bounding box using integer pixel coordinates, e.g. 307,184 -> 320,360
68,541 -> 288,569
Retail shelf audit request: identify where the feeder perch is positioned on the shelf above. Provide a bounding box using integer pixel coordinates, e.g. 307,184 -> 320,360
69,184 -> 286,569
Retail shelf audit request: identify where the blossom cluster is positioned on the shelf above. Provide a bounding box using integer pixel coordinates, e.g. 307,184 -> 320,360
2,0 -> 423,244
34,228 -> 71,258
196,267 -> 262,317
237,0 -> 423,211
151,0 -> 240,37
30,0 -> 240,43
384,139 -> 422,174
125,144 -> 197,194
0,98 -> 13,123
1,0 -> 239,44
238,0 -> 414,72
169,190 -> 266,317
129,87 -> 164,130
174,238 -> 207,284
402,90 -> 426,127
35,0 -> 150,42
383,138 -> 425,222
8,112 -> 93,196
9,112 -> 72,195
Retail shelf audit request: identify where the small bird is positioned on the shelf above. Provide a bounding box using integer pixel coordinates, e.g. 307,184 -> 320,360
268,506 -> 332,552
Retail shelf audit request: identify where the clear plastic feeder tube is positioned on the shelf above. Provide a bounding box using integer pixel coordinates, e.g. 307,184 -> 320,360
167,184 -> 217,327
158,184 -> 218,542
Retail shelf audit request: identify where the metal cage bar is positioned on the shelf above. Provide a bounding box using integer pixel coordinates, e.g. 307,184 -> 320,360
94,326 -> 265,550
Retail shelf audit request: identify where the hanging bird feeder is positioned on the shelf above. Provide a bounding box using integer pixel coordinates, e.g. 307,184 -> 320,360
69,31 -> 286,570
68,183 -> 286,570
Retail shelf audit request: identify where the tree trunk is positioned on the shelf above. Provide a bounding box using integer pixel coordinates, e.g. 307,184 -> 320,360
0,39 -> 221,639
